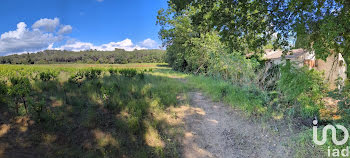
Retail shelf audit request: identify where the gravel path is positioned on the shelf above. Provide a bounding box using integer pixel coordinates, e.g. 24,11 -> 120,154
181,92 -> 292,158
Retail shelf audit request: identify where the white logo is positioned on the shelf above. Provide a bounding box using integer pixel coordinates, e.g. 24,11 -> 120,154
313,120 -> 349,146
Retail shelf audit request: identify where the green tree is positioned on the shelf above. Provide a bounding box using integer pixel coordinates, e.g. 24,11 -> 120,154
159,0 -> 350,73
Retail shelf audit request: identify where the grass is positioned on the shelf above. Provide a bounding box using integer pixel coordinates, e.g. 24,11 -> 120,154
0,64 -> 189,158
185,74 -> 267,117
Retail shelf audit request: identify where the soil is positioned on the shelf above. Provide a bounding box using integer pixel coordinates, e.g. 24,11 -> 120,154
180,92 -> 294,158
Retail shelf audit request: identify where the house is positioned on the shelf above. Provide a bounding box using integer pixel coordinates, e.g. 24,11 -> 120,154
263,49 -> 347,90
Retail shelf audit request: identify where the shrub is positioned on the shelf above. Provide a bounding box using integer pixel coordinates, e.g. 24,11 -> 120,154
29,98 -> 46,121
8,77 -> 31,114
108,68 -> 119,75
84,69 -> 102,79
207,52 -> 259,86
138,71 -> 145,80
39,71 -> 57,81
0,81 -> 8,104
68,71 -> 85,86
277,60 -> 327,118
119,69 -> 137,77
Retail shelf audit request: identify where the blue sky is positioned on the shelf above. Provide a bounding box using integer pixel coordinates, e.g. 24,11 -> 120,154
0,0 -> 168,55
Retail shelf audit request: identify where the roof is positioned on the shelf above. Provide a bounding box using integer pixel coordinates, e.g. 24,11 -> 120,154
264,49 -> 307,60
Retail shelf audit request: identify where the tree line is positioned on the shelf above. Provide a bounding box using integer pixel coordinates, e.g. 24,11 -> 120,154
0,49 -> 166,64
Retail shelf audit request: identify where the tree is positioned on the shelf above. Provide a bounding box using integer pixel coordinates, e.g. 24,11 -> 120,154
158,0 -> 350,76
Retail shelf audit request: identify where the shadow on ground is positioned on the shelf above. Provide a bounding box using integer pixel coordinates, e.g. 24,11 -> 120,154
0,73 -> 188,158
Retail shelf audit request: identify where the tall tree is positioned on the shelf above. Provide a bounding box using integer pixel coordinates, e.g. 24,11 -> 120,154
158,0 -> 350,74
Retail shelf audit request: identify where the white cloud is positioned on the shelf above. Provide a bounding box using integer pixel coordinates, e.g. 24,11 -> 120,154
99,39 -> 146,51
0,18 -> 74,55
1,22 -> 27,39
0,18 -> 159,55
57,41 -> 95,51
56,38 -> 147,52
58,25 -> 72,34
0,22 -> 61,55
32,18 -> 60,32
140,38 -> 159,49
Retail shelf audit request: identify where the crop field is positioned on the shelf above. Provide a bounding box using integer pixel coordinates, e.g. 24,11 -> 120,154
0,63 -> 190,158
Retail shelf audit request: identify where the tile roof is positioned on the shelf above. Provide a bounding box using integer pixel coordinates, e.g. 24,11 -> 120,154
264,49 -> 307,60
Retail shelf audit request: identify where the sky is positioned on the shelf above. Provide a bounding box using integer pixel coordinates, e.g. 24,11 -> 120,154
0,0 -> 168,56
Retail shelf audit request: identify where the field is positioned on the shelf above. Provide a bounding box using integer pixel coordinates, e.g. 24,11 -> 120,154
0,63 -> 191,158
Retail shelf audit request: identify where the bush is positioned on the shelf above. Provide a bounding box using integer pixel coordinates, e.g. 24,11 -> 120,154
8,77 -> 31,114
207,52 -> 259,86
277,60 -> 327,118
108,68 -> 119,75
84,69 -> 102,79
138,71 -> 145,80
39,71 -> 57,81
68,71 -> 85,86
0,81 -> 8,104
119,69 -> 137,77
29,98 -> 46,121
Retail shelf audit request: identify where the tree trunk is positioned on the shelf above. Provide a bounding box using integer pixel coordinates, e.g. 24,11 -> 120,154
22,97 -> 28,115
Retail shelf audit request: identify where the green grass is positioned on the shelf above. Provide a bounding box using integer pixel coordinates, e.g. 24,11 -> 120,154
0,64 -> 189,158
185,75 -> 267,116
149,69 -> 268,117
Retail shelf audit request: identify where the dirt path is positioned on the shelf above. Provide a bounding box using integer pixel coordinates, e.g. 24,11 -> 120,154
180,92 -> 293,158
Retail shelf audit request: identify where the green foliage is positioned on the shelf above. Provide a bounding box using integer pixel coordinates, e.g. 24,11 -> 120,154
0,49 -> 166,64
159,0 -> 273,54
290,1 -> 350,62
335,81 -> 350,124
160,0 -> 350,78
9,77 -> 31,98
138,71 -> 145,80
188,75 -> 267,116
186,74 -> 269,119
207,51 -> 260,86
30,98 -> 46,121
278,61 -> 327,118
0,81 -> 7,104
108,68 -> 119,75
68,71 -> 85,86
8,77 -> 31,114
39,71 -> 58,81
158,5 -> 260,86
84,69 -> 102,79
119,68 -> 137,77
